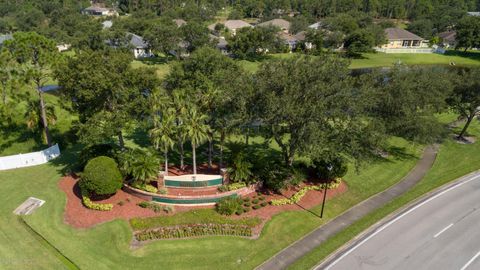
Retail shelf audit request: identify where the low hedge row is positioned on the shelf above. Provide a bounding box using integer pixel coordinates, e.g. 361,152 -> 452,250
270,179 -> 341,206
81,189 -> 113,211
134,224 -> 252,241
131,182 -> 158,193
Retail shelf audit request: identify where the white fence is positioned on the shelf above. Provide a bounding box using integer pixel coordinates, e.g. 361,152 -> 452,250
0,144 -> 61,171
375,47 -> 437,54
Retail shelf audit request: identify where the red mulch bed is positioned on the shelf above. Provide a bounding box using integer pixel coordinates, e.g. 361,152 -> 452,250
168,164 -> 221,176
58,176 -> 209,228
59,176 -> 347,231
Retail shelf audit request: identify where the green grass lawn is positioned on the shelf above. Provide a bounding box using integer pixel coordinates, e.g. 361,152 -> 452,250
289,119 -> 480,270
237,50 -> 480,73
0,136 -> 422,269
349,50 -> 480,69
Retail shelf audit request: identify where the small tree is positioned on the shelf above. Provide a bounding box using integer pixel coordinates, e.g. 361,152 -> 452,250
227,153 -> 253,184
80,156 -> 123,196
119,150 -> 159,185
447,69 -> 480,140
185,108 -> 210,175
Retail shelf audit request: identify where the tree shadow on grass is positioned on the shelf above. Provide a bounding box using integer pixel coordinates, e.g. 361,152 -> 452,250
49,144 -> 84,175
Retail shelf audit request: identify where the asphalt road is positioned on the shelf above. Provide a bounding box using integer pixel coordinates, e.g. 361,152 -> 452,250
317,172 -> 480,270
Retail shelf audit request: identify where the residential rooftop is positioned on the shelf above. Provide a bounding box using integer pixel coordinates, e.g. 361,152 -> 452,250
385,28 -> 424,41
257,18 -> 291,30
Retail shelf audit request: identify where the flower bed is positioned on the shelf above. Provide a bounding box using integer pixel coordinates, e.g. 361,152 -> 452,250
270,179 -> 341,206
131,182 -> 158,193
134,224 -> 253,241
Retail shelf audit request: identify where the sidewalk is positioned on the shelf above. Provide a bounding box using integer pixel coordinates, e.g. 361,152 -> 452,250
256,145 -> 439,270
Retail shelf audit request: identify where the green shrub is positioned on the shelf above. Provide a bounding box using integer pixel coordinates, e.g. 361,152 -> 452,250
138,201 -> 149,208
163,205 -> 174,214
243,197 -> 250,202
132,181 -> 158,193
80,156 -> 123,196
235,208 -> 244,215
80,188 -> 113,211
227,182 -> 247,191
158,188 -> 168,194
216,197 -> 243,216
78,144 -> 121,170
260,202 -> 267,207
243,207 -> 250,212
227,152 -> 253,183
252,198 -> 259,204
252,204 -> 261,210
259,196 -> 265,201
217,185 -> 229,192
134,224 -> 253,241
119,149 -> 159,184
243,202 -> 251,207
118,201 -> 125,206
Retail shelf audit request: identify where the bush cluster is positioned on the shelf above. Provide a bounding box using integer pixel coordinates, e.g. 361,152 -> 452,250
270,180 -> 341,206
135,224 -> 253,241
216,197 -> 243,216
137,201 -> 173,213
80,188 -> 113,211
80,156 -> 123,196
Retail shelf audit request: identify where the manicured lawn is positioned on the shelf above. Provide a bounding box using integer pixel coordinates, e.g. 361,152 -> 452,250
131,59 -> 171,79
0,136 -> 422,269
349,50 -> 480,69
289,119 -> 480,270
237,50 -> 480,72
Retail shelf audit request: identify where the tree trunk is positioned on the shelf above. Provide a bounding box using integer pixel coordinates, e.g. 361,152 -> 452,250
164,149 -> 168,176
458,113 -> 475,139
208,138 -> 213,168
117,130 -> 125,149
245,133 -> 249,145
219,132 -> 225,168
192,143 -> 197,175
179,138 -> 184,170
38,90 -> 52,146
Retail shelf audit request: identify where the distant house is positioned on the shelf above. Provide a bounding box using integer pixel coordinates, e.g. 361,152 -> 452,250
0,34 -> 13,46
128,33 -> 153,58
209,34 -> 228,55
279,31 -> 308,51
208,20 -> 252,35
257,19 -> 291,33
438,31 -> 456,48
173,19 -> 187,28
82,6 -> 118,17
377,28 -> 431,53
467,12 -> 480,17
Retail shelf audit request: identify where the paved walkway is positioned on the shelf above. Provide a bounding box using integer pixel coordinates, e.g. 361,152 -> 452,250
256,145 -> 439,270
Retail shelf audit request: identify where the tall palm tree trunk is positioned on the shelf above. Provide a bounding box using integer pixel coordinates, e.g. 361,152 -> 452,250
164,149 -> 169,176
208,139 -> 213,168
192,143 -> 197,175
118,130 -> 125,149
38,90 -> 52,146
179,139 -> 185,170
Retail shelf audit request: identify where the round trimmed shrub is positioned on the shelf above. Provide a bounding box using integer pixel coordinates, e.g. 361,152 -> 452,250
80,156 -> 123,196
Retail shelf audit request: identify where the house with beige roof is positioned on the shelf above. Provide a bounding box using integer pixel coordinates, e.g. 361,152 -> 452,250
257,19 -> 291,33
208,20 -> 252,35
377,28 -> 432,53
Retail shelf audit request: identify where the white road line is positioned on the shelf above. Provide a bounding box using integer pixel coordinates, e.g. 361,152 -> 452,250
320,174 -> 480,270
460,250 -> 480,270
433,223 -> 454,238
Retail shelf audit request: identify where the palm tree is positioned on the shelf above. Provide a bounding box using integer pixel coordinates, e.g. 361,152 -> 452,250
129,153 -> 159,185
150,111 -> 176,176
25,100 -> 56,144
172,89 -> 190,170
184,108 -> 210,175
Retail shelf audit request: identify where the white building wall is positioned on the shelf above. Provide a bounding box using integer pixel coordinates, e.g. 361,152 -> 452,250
0,144 -> 61,171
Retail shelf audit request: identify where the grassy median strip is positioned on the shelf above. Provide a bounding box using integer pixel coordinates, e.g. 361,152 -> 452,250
288,121 -> 480,270
130,209 -> 261,230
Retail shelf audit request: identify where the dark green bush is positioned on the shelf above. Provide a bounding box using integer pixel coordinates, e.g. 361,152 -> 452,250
252,199 -> 259,204
216,197 -> 243,216
260,202 -> 267,207
80,156 -> 123,196
235,208 -> 244,215
138,201 -> 149,208
78,144 -> 121,169
243,197 -> 250,202
244,202 -> 251,207
252,204 -> 261,210
243,207 -> 250,212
